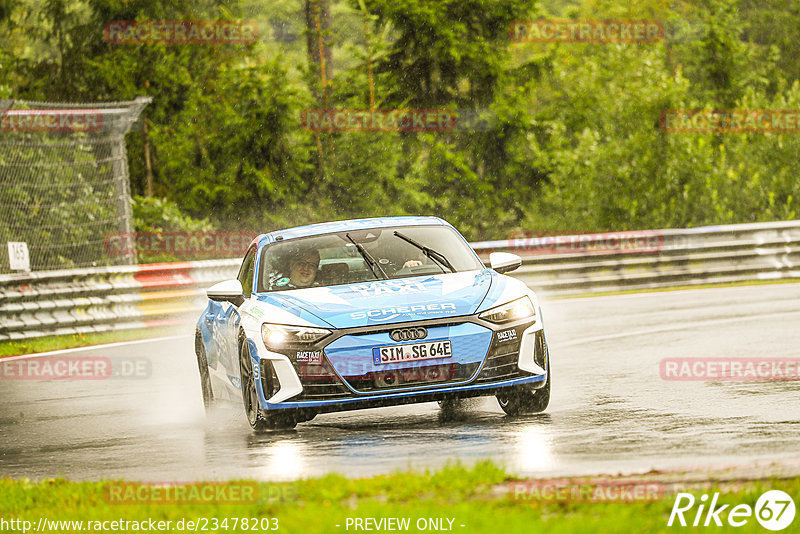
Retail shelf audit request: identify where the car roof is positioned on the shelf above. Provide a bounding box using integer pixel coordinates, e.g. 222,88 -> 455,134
257,216 -> 449,245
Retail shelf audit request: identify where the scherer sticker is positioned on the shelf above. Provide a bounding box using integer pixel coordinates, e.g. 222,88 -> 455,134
349,280 -> 427,297
350,303 -> 457,322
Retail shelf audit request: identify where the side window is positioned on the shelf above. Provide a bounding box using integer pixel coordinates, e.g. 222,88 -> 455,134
237,246 -> 257,298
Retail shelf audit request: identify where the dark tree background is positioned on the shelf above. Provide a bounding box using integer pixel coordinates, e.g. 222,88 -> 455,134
1,0 -> 798,241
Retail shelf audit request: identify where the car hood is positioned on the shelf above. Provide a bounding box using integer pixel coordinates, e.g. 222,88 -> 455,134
254,269 -> 509,329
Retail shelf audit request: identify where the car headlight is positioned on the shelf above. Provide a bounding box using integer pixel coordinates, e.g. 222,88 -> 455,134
478,296 -> 535,324
261,323 -> 332,350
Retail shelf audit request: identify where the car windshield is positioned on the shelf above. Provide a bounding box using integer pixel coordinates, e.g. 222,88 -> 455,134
257,225 -> 484,292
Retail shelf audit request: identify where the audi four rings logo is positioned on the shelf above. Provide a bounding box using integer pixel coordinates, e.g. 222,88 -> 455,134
390,327 -> 428,342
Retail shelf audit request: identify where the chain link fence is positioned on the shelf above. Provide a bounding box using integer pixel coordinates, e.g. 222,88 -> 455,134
0,97 -> 150,274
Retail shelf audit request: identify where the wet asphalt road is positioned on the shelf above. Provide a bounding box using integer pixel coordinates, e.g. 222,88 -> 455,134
1,284 -> 799,482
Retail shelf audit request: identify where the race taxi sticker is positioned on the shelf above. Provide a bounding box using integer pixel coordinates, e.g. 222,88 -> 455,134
296,351 -> 322,364
497,329 -> 518,343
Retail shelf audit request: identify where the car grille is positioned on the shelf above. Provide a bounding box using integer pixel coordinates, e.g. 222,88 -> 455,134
475,326 -> 540,383
341,361 -> 481,392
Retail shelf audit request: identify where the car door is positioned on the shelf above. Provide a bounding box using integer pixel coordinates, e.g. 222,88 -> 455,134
217,245 -> 257,386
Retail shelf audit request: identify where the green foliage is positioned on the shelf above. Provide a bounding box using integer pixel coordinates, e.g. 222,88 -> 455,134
146,57 -> 313,229
1,0 -> 800,246
361,0 -> 537,107
0,46 -> 11,98
131,195 -> 215,262
132,195 -> 211,233
516,0 -> 800,233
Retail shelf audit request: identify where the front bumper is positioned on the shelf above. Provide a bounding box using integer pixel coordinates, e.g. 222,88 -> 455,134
251,315 -> 548,412
263,374 -> 546,414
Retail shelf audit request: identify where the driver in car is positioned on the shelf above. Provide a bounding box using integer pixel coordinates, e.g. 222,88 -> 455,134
288,249 -> 320,288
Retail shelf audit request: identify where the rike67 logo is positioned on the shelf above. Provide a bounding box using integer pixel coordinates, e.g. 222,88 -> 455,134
668,490 -> 796,531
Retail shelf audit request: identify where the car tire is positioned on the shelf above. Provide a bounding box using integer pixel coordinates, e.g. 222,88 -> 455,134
195,331 -> 214,411
496,341 -> 551,416
239,336 -> 299,432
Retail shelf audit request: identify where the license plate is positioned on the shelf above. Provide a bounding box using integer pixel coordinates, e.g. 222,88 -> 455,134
372,340 -> 452,365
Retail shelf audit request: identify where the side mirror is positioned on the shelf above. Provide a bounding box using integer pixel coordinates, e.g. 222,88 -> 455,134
207,279 -> 245,306
489,252 -> 522,274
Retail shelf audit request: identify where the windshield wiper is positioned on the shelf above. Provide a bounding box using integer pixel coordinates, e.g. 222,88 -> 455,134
393,231 -> 455,273
345,233 -> 388,280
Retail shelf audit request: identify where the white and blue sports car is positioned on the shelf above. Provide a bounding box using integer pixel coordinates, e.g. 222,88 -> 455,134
195,216 -> 551,431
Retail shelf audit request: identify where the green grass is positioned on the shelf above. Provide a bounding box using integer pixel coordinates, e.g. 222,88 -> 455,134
0,326 -> 187,358
1,463 -> 797,533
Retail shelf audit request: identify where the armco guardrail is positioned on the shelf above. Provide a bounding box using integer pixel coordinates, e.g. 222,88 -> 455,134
1,220 -> 799,340
0,260 -> 239,341
472,220 -> 800,293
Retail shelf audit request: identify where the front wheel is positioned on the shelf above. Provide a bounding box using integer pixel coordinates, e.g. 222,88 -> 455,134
239,338 -> 299,431
195,332 -> 214,411
496,348 -> 550,416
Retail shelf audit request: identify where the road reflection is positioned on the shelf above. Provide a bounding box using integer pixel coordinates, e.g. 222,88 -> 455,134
512,421 -> 555,473
232,401 -> 562,480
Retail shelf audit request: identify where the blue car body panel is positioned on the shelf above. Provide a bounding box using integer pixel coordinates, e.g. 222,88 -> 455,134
260,270 -> 499,329
254,293 -> 336,328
